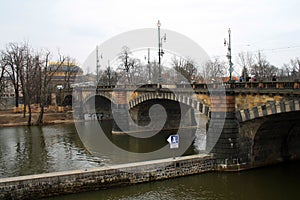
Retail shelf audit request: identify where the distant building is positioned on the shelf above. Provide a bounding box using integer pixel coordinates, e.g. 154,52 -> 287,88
85,73 -> 97,82
0,77 -> 17,110
48,62 -> 83,91
0,62 -> 83,110
47,62 -> 83,106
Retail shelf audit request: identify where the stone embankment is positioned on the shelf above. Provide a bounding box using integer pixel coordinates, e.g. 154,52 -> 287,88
0,154 -> 215,199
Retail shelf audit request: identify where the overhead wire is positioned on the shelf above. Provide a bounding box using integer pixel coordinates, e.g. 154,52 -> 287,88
212,44 -> 300,58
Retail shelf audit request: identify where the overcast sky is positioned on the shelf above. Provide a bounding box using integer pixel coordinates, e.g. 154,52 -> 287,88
1,0 -> 300,75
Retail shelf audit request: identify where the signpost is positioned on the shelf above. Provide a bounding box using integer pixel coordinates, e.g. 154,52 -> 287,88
167,135 -> 179,159
167,135 -> 179,149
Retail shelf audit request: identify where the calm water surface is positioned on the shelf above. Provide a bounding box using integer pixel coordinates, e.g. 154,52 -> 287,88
1,123 -> 299,199
46,161 -> 300,200
0,121 -> 200,178
0,124 -> 105,178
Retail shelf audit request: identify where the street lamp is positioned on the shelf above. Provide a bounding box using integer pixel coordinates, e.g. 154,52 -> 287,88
144,48 -> 151,83
224,28 -> 233,82
106,60 -> 111,86
157,20 -> 166,84
56,85 -> 63,106
96,46 -> 102,85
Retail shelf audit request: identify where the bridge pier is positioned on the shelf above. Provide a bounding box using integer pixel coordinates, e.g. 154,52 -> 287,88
112,104 -> 130,133
207,90 -> 239,165
180,105 -> 197,127
112,90 -> 129,133
76,84 -> 300,169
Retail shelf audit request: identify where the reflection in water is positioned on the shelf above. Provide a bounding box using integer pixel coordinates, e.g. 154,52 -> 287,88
0,115 -> 207,178
76,120 -> 200,164
2,121 -> 299,199
0,124 -> 104,178
14,126 -> 48,176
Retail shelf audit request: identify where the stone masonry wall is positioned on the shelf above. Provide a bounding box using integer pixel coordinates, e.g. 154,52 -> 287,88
0,154 -> 215,199
235,93 -> 284,110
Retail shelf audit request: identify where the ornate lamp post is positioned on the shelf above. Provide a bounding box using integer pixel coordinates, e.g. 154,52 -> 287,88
144,48 -> 151,83
96,46 -> 99,84
96,46 -> 102,85
106,60 -> 111,86
157,20 -> 166,84
224,28 -> 233,82
147,48 -> 151,82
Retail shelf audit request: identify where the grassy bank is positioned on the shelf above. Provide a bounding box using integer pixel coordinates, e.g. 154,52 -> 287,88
0,111 -> 74,127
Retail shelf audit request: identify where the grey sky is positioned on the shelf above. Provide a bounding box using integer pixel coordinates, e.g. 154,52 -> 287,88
1,0 -> 300,75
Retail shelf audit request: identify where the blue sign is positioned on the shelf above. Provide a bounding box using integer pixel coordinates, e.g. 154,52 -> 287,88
167,135 -> 179,149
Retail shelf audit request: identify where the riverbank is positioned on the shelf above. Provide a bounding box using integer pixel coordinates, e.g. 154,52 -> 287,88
0,154 -> 215,199
0,111 -> 74,127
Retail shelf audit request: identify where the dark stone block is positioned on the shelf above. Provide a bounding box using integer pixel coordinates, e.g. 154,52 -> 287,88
261,105 -> 267,116
289,100 -> 295,111
280,101 -> 285,112
252,107 -> 259,118
244,109 -> 250,120
204,106 -> 209,116
236,112 -> 242,122
270,103 -> 276,114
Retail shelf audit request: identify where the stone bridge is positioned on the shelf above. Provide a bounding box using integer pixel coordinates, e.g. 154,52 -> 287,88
73,81 -> 300,168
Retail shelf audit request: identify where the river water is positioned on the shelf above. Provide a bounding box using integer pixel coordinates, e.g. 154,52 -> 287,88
0,124 -> 104,178
46,161 -> 300,200
0,121 -> 201,178
0,123 -> 299,199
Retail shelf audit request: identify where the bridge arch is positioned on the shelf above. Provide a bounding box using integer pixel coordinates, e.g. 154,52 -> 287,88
129,93 -> 210,117
237,100 -> 300,122
83,95 -> 115,120
62,95 -> 72,106
128,97 -> 201,131
83,92 -> 115,106
249,111 -> 300,164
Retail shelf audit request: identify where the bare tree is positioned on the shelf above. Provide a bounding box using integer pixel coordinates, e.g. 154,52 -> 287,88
236,52 -> 254,80
21,51 -> 42,125
172,56 -> 197,83
17,43 -> 42,119
201,58 -> 226,81
129,58 -> 146,84
150,60 -> 159,83
279,58 -> 300,81
36,51 -> 65,125
1,43 -> 28,108
19,43 -> 32,118
250,51 -> 277,81
117,46 -> 140,83
98,68 -> 118,86
62,57 -> 78,93
279,63 -> 291,78
0,55 -> 6,96
59,57 -> 81,105
290,57 -> 300,78
118,46 -> 131,71
0,56 -> 8,109
240,66 -> 249,81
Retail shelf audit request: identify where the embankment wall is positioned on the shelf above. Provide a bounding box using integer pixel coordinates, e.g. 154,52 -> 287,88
0,154 -> 215,199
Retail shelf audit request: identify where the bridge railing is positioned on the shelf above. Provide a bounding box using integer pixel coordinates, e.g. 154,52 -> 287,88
228,81 -> 299,89
191,81 -> 300,90
77,81 -> 300,92
97,85 -> 116,89
96,84 -> 159,89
